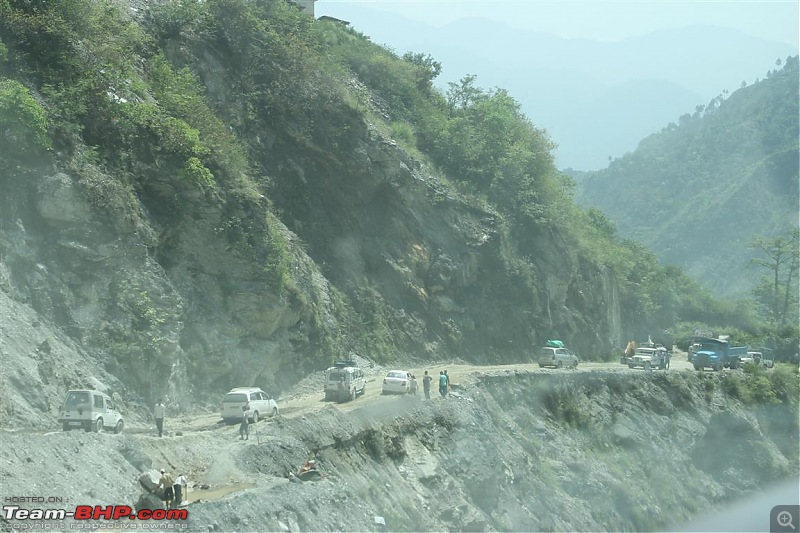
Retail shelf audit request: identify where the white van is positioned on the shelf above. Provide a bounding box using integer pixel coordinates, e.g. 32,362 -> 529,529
220,387 -> 278,424
59,390 -> 124,433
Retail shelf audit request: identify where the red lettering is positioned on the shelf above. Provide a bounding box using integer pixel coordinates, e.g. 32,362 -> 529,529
138,509 -> 151,520
93,506 -> 114,520
112,506 -> 132,519
166,508 -> 188,520
74,506 -> 93,520
151,509 -> 166,520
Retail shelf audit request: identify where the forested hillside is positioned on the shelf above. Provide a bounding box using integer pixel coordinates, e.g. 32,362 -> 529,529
575,57 -> 799,297
0,0 -> 777,413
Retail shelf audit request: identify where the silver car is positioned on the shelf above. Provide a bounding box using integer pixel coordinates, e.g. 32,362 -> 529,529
220,387 -> 278,424
538,347 -> 578,369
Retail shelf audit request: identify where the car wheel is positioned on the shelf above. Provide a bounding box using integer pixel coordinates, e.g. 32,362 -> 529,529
114,420 -> 124,434
572,359 -> 578,368
94,418 -> 103,433
628,363 -> 634,369
272,406 -> 278,417
557,360 -> 563,369
694,365 -> 701,371
351,388 -> 357,402
644,361 -> 651,371
252,411 -> 259,424
62,423 -> 70,432
360,384 -> 366,396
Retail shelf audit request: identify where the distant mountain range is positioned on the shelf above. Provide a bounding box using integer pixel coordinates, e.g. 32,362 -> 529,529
574,57 -> 799,296
317,5 -> 797,170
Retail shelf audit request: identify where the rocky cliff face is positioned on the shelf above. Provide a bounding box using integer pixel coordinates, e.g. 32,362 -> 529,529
0,106 -> 623,418
0,0 -> 623,416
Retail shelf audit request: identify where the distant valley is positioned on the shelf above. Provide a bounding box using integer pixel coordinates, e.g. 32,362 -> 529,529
316,5 -> 797,170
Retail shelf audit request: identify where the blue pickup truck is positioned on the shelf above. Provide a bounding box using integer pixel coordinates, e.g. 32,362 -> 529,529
692,337 -> 746,371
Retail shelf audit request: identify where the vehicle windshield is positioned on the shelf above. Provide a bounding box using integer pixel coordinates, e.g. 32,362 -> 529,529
387,371 -> 406,379
698,342 -> 721,352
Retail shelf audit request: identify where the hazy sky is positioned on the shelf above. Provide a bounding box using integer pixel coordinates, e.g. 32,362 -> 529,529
316,0 -> 799,47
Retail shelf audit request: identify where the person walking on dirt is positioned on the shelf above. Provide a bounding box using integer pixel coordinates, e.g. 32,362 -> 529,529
444,370 -> 450,395
439,371 -> 447,398
239,403 -> 250,440
158,469 -> 175,509
154,399 -> 165,437
422,371 -> 432,400
409,374 -> 418,395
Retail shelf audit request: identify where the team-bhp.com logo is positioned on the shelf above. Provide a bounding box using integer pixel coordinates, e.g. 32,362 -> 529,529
3,504 -> 187,529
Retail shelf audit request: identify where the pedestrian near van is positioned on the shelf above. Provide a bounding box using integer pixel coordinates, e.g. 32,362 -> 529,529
154,399 -> 165,437
239,403 -> 250,440
422,371 -> 432,400
444,370 -> 450,396
439,371 -> 447,398
173,473 -> 188,508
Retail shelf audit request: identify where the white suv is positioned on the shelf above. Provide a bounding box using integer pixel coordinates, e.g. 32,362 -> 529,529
59,390 -> 124,433
220,387 -> 278,424
538,347 -> 579,369
324,361 -> 366,402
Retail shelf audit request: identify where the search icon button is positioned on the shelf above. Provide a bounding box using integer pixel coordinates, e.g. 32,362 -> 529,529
773,506 -> 800,532
778,511 -> 795,529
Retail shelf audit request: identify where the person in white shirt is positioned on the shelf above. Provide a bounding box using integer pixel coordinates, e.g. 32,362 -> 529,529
173,474 -> 188,507
154,400 -> 166,437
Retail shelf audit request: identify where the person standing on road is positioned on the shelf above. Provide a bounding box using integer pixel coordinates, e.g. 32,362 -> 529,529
422,371 -> 432,400
173,473 -> 188,508
154,399 -> 165,437
439,371 -> 447,398
239,403 -> 250,440
444,370 -> 450,396
664,351 -> 671,370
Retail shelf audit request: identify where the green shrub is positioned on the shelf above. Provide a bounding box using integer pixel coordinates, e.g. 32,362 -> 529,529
390,121 -> 416,147
0,78 -> 51,164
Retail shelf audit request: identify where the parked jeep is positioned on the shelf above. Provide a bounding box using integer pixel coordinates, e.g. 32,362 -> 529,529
628,346 -> 668,370
324,360 -> 366,402
59,389 -> 124,433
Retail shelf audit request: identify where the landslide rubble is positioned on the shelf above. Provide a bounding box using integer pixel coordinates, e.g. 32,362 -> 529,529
1,370 -> 796,532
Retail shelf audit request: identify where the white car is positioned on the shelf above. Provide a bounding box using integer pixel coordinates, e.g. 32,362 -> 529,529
381,370 -> 412,394
220,387 -> 278,424
538,347 -> 578,369
59,389 -> 124,433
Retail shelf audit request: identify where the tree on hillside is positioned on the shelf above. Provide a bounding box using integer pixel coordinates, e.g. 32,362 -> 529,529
749,228 -> 800,326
